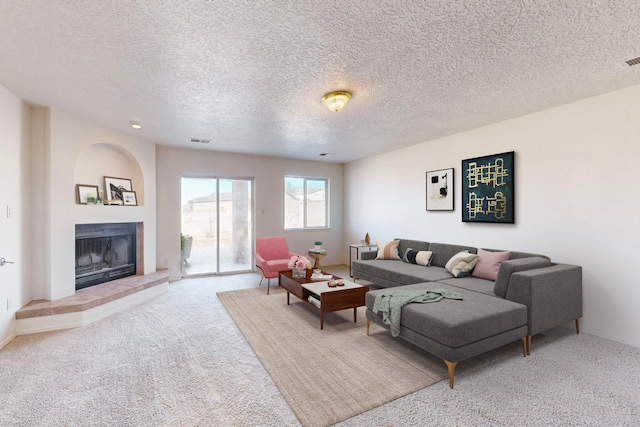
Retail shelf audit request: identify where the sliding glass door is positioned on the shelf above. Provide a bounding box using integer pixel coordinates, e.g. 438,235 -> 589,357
181,177 -> 253,276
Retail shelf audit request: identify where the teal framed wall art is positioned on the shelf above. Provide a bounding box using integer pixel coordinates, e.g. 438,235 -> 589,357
462,151 -> 514,223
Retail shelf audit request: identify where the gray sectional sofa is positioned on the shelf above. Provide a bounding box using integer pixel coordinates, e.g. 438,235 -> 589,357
352,238 -> 582,388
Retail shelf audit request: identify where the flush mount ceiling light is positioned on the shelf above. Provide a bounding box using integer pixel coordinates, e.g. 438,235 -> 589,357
129,121 -> 142,129
322,91 -> 351,112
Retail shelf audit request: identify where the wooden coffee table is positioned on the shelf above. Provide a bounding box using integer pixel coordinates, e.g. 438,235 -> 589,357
279,270 -> 369,330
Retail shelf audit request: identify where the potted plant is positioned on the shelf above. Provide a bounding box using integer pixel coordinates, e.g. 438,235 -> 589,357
180,233 -> 193,266
314,241 -> 322,250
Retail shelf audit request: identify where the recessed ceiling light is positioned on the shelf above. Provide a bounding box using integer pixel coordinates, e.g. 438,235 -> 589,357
319,152 -> 336,157
129,121 -> 142,129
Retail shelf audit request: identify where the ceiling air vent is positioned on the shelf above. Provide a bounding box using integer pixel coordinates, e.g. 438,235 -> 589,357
190,138 -> 211,144
625,56 -> 640,66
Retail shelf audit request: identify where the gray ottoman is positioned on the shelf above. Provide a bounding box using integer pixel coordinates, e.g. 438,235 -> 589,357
365,283 -> 528,388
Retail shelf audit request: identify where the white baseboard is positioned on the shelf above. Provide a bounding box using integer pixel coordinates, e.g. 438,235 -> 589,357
0,331 -> 17,350
15,282 -> 169,335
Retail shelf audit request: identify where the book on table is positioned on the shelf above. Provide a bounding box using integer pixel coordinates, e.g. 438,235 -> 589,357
308,294 -> 321,308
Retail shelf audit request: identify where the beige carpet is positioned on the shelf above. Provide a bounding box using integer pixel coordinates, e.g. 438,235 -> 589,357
218,286 -> 448,427
2,275 -> 637,426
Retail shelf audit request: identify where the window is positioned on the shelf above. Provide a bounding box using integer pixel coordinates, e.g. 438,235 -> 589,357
284,176 -> 328,229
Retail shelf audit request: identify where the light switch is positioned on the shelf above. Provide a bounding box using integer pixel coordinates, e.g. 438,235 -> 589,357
6,205 -> 12,218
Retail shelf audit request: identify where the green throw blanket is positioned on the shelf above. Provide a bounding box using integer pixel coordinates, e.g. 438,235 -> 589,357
372,289 -> 463,337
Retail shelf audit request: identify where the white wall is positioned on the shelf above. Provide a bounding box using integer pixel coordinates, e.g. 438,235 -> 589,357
0,84 -> 30,347
345,85 -> 640,348
34,108 -> 157,300
156,146 -> 344,281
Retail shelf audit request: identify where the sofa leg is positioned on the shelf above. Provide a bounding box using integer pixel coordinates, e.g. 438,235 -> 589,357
366,320 -> 370,336
575,318 -> 580,335
444,360 -> 457,389
526,336 -> 532,356
521,337 -> 528,357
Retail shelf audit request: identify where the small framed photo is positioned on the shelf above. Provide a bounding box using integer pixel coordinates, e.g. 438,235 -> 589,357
76,184 -> 99,204
426,168 -> 454,211
122,191 -> 138,206
104,176 -> 132,203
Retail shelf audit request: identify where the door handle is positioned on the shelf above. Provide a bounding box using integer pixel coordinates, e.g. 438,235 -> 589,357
0,258 -> 15,267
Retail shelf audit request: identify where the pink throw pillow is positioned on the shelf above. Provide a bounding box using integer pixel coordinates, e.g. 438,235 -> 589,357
472,249 -> 511,281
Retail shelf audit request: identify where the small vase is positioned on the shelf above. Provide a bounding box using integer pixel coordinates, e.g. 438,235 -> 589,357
365,233 -> 370,245
292,267 -> 306,278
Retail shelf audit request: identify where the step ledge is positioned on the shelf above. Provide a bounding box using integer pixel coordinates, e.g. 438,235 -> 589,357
15,273 -> 169,335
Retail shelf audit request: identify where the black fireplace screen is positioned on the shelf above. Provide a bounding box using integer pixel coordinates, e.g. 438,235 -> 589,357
75,223 -> 137,290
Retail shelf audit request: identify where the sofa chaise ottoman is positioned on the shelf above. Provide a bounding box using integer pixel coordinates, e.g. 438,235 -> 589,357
365,283 -> 528,388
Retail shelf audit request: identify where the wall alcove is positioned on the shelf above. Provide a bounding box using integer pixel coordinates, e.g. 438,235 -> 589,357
74,143 -> 145,206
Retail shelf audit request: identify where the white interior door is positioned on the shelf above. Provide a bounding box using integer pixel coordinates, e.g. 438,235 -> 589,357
0,93 -> 21,329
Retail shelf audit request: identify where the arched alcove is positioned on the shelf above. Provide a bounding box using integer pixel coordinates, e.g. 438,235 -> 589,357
74,143 -> 144,205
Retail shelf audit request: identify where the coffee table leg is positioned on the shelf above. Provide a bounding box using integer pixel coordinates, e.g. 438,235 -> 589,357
320,312 -> 324,330
353,307 -> 357,323
287,292 -> 290,305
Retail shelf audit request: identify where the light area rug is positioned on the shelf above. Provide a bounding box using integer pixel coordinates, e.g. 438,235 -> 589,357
218,286 -> 524,427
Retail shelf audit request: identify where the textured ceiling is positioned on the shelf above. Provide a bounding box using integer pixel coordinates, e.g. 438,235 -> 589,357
1,1 -> 639,163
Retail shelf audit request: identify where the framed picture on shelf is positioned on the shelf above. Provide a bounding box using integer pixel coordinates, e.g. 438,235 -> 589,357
426,168 -> 454,211
122,191 -> 138,206
76,184 -> 99,204
462,151 -> 514,223
104,176 -> 132,204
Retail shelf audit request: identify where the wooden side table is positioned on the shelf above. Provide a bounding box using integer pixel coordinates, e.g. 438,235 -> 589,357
307,249 -> 327,269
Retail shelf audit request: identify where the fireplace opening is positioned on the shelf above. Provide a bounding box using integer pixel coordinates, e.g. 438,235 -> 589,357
75,223 -> 137,290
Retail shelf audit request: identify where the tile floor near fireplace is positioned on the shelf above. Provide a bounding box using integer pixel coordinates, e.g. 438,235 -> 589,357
15,271 -> 169,334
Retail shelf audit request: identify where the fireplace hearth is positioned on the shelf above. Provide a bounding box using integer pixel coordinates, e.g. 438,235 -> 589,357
75,223 -> 137,290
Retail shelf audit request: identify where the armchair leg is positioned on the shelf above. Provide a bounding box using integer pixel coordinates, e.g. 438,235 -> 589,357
267,278 -> 271,295
575,318 -> 580,335
256,265 -> 268,290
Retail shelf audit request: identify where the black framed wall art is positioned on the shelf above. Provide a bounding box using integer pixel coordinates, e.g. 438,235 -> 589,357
122,190 -> 138,206
462,151 -> 514,223
104,176 -> 133,205
426,168 -> 454,211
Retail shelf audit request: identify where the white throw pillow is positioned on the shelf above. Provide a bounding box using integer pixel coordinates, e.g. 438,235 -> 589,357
376,240 -> 401,260
445,250 -> 480,277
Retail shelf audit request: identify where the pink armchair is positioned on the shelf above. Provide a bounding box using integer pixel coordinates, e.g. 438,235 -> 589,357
255,236 -> 300,294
